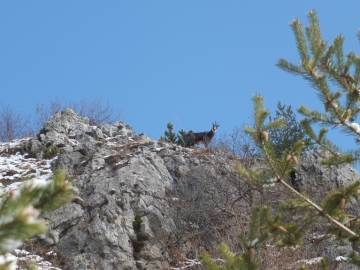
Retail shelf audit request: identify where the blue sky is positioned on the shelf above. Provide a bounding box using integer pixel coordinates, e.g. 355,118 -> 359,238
1,1 -> 360,152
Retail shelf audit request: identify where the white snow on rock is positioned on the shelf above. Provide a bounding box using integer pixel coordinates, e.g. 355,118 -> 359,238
335,256 -> 348,262
172,259 -> 202,269
0,249 -> 62,270
0,150 -> 56,194
295,256 -> 323,266
0,138 -> 61,269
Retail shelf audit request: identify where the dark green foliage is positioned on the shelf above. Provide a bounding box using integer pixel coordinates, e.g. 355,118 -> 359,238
277,10 -> 360,165
37,128 -> 49,141
159,122 -> 188,146
132,240 -> 144,253
203,10 -> 360,269
199,205 -> 270,270
160,123 -> 177,143
177,129 -> 187,147
132,215 -> 149,254
33,170 -> 77,212
133,215 -> 142,232
0,170 -> 77,259
268,102 -> 311,157
42,145 -> 59,159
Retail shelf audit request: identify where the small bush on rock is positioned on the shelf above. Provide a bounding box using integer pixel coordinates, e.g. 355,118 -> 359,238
42,145 -> 59,159
268,102 -> 312,157
160,122 -> 188,147
132,215 -> 149,254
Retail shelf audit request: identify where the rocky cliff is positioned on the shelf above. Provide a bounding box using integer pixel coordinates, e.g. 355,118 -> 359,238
1,109 -> 359,270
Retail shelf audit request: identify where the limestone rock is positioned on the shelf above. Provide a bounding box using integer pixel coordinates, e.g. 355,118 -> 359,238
2,109 -> 360,269
294,150 -> 360,193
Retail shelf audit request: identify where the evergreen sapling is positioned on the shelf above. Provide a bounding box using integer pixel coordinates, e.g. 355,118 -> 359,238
201,10 -> 360,269
0,170 -> 77,268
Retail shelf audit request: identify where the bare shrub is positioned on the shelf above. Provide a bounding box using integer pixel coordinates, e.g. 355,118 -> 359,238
0,102 -> 32,142
19,240 -> 66,269
166,150 -> 257,263
34,97 -> 122,132
166,133 -> 323,269
0,97 -> 122,141
211,125 -> 258,168
259,241 -> 319,270
168,157 -> 324,269
67,98 -> 122,125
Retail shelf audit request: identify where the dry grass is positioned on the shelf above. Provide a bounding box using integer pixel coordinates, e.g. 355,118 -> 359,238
104,154 -> 122,166
164,150 -> 330,270
259,241 -> 319,270
5,169 -> 19,176
18,240 -> 66,269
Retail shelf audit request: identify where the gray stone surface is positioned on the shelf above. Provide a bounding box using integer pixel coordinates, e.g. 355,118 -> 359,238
295,150 -> 360,193
37,117 -> 360,270
38,110 -> 174,269
2,109 -> 360,269
294,151 -> 360,269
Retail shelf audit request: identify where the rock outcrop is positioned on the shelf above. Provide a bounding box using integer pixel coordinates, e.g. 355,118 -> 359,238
294,151 -> 360,194
35,109 -> 174,269
1,109 -> 360,270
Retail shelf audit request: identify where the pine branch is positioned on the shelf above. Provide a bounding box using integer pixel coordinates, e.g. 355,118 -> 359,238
203,10 -> 360,269
199,205 -> 270,269
256,115 -> 359,238
277,59 -> 306,75
334,35 -> 345,70
277,178 -> 358,237
290,19 -> 310,63
306,10 -> 326,64
0,170 -> 77,256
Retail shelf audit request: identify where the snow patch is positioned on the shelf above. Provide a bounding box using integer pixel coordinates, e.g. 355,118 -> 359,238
335,256 -> 348,262
172,259 -> 201,269
295,256 -> 323,265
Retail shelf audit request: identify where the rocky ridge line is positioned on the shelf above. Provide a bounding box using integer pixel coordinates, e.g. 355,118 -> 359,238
1,108 -> 360,269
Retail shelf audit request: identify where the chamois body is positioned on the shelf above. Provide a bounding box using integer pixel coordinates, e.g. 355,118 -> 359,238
185,122 -> 219,148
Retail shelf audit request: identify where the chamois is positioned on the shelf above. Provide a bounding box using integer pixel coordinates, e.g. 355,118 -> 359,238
185,122 -> 220,148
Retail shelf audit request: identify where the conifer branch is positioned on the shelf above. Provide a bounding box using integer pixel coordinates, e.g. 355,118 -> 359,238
0,170 -> 77,258
202,10 -> 360,269
278,178 -> 357,237
258,132 -> 358,237
290,19 -> 309,63
306,10 -> 325,62
277,59 -> 306,75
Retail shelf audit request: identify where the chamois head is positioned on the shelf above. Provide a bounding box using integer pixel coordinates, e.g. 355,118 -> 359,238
212,122 -> 220,132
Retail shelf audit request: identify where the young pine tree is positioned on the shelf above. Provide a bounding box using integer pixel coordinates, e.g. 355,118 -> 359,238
201,10 -> 360,269
176,129 -> 187,147
268,102 -> 312,157
0,171 -> 77,269
160,122 -> 188,147
160,123 -> 177,144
